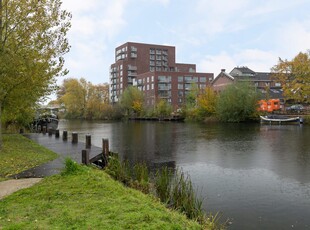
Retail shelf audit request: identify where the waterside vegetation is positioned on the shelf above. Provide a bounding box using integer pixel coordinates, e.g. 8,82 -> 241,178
0,138 -> 225,229
105,154 -> 227,229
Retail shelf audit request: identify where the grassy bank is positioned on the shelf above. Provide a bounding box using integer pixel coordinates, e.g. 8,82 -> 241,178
0,134 -> 57,180
0,165 -> 201,229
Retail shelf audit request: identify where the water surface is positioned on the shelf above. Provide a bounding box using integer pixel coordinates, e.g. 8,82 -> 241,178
58,120 -> 310,229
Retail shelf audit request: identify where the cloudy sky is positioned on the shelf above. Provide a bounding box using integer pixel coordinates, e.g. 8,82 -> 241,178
60,0 -> 310,85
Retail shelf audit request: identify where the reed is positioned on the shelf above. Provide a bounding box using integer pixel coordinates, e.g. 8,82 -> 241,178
170,169 -> 204,220
105,155 -> 131,185
105,157 -> 227,229
154,166 -> 172,203
131,162 -> 150,193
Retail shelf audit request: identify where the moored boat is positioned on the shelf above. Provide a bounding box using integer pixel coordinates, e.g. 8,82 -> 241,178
31,107 -> 59,132
260,115 -> 302,124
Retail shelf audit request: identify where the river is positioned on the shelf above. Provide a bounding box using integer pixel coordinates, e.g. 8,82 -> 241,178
58,120 -> 310,229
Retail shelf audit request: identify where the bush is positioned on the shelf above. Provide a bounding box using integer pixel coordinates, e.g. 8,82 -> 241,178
61,158 -> 85,176
216,82 -> 259,122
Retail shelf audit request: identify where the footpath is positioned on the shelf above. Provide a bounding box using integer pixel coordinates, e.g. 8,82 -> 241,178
0,132 -> 103,199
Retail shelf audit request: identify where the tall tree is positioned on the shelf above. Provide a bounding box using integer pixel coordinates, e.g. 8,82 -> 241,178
271,51 -> 310,103
197,86 -> 217,117
58,78 -> 88,119
120,86 -> 145,117
0,0 -> 71,148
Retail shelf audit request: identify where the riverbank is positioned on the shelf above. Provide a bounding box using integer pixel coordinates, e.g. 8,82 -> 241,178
0,134 -> 212,229
0,134 -> 58,180
0,166 -> 202,229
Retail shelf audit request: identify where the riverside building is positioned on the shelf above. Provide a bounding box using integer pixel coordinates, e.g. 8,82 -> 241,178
110,42 -> 214,109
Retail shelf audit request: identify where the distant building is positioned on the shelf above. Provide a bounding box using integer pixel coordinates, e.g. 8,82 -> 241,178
110,42 -> 213,109
212,67 -> 283,99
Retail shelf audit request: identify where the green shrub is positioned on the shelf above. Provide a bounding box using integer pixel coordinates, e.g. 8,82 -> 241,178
61,158 -> 85,176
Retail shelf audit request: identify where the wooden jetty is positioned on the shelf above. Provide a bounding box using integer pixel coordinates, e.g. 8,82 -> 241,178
13,131 -> 110,179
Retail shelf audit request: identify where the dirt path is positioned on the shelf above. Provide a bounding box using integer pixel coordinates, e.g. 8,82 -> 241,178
0,178 -> 43,200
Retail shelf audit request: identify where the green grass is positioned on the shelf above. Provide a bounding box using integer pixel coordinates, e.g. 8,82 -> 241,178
0,166 -> 201,229
0,134 -> 58,179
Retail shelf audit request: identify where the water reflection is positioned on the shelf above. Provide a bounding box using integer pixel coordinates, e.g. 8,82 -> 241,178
58,120 -> 310,230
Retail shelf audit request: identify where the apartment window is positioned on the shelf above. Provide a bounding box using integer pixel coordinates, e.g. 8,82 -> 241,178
178,84 -> 183,89
120,70 -> 123,76
147,84 -> 150,90
151,76 -> 154,82
120,64 -> 123,70
200,77 -> 206,82
151,83 -> 154,90
275,82 -> 281,87
185,76 -> 192,82
150,55 -> 155,60
147,77 -> 150,83
156,67 -> 162,71
178,76 -> 183,82
120,77 -> 123,83
150,67 -> 155,72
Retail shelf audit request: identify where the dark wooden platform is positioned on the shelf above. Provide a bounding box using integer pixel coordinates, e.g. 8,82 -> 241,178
12,133 -> 103,179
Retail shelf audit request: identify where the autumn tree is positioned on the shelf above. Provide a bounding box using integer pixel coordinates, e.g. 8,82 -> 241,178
155,99 -> 172,118
271,51 -> 310,103
120,86 -> 145,117
58,78 -> 88,119
197,86 -> 217,117
0,0 -> 71,148
86,83 -> 109,119
57,78 -> 111,119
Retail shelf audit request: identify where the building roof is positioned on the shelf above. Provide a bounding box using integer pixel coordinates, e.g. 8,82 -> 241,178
230,67 -> 256,76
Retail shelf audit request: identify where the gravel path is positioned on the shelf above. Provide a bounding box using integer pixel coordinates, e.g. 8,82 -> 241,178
0,178 -> 43,200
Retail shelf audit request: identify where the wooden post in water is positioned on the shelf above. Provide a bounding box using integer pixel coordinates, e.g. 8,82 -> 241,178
55,129 -> 60,138
82,149 -> 90,165
72,132 -> 78,143
42,126 -> 47,135
85,134 -> 91,149
48,128 -> 53,136
63,130 -> 68,141
102,138 -> 109,167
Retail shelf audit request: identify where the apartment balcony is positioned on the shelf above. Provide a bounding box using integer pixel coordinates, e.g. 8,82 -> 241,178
128,71 -> 137,77
110,68 -> 118,73
162,51 -> 168,56
156,50 -> 162,55
158,93 -> 171,98
131,46 -> 137,52
127,65 -> 137,71
158,86 -> 171,91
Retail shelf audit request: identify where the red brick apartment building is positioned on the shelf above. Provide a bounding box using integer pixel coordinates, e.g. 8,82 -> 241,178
110,42 -> 214,109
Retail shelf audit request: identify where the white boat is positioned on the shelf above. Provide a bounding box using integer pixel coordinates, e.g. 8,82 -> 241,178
260,115 -> 302,124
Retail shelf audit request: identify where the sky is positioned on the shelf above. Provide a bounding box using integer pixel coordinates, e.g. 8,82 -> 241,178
60,0 -> 310,85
